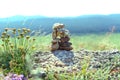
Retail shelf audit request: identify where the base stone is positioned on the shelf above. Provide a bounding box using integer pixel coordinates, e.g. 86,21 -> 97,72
53,50 -> 74,66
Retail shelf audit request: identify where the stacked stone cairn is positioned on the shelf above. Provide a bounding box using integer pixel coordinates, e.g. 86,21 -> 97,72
51,23 -> 73,51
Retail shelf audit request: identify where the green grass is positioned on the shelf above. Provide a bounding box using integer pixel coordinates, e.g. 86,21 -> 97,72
35,34 -> 52,51
28,33 -> 120,80
0,32 -> 120,52
1,30 -> 120,80
34,33 -> 120,51
29,54 -> 120,80
71,33 -> 120,51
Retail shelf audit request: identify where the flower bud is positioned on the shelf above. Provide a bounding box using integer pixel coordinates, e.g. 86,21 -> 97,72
18,46 -> 24,50
18,29 -> 21,32
2,39 -> 5,42
32,46 -> 35,49
10,44 -> 14,49
1,35 -> 5,38
1,44 -> 4,47
24,30 -> 28,34
2,32 -> 7,35
13,28 -> 16,32
26,36 -> 30,39
22,28 -> 27,32
12,31 -> 16,34
7,34 -> 10,38
20,33 -> 24,37
33,38 -> 36,41
17,36 -> 21,39
5,28 -> 8,32
27,29 -> 31,32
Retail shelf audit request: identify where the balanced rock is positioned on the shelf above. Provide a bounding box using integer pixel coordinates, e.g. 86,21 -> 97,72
51,23 -> 73,51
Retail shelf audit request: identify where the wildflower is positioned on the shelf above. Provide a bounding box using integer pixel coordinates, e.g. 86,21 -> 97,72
1,44 -> 4,47
26,36 -> 30,39
5,28 -> 9,32
27,29 -> 30,32
32,46 -> 35,49
18,74 -> 24,78
10,44 -> 14,49
2,32 -> 7,35
20,33 -> 24,37
33,38 -> 36,41
12,31 -> 16,34
17,36 -> 21,39
18,29 -> 21,32
22,28 -> 27,32
1,35 -> 5,38
5,39 -> 10,43
7,34 -> 10,38
18,46 -> 24,50
2,39 -> 5,42
24,30 -> 28,34
13,28 -> 16,32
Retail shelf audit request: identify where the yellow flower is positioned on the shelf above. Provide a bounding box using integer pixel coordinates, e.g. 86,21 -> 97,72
18,46 -> 24,50
26,36 -> 30,39
1,35 -> 5,38
1,44 -> 4,47
13,28 -> 16,32
18,29 -> 21,32
20,33 -> 24,37
12,31 -> 16,34
17,36 -> 21,39
7,34 -> 10,38
10,44 -> 14,49
27,29 -> 30,32
32,46 -> 35,49
2,39 -> 5,42
22,28 -> 27,32
2,32 -> 7,35
5,39 -> 10,43
24,30 -> 28,34
33,38 -> 36,41
4,28 -> 8,32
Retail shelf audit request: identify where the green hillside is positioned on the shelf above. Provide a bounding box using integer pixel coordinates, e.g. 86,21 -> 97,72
0,14 -> 120,34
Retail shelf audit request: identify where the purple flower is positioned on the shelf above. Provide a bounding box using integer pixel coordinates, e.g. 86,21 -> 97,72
12,74 -> 17,78
18,74 -> 24,78
4,73 -> 27,80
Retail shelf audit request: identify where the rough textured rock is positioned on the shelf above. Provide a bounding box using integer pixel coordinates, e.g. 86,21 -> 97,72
51,23 -> 73,51
53,50 -> 74,66
32,49 -> 120,74
58,36 -> 73,51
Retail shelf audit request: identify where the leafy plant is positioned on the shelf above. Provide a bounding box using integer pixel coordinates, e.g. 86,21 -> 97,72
0,28 -> 36,76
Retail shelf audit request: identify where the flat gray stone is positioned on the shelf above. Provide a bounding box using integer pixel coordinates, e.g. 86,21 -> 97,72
52,50 -> 74,66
